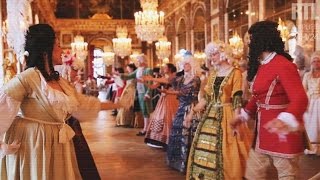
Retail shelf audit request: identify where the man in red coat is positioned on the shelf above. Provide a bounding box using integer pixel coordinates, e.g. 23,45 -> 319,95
231,21 -> 308,179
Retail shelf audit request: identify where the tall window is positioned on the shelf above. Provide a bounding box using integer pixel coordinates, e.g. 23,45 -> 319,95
92,48 -> 105,86
178,19 -> 187,50
194,9 -> 205,52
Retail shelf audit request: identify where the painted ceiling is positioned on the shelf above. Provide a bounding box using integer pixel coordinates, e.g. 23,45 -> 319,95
55,0 -> 142,19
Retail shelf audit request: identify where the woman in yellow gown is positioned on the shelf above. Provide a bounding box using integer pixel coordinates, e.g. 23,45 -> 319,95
185,42 -> 252,180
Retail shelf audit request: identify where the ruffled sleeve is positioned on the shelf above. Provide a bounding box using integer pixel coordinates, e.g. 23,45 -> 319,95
71,93 -> 101,122
0,75 -> 27,139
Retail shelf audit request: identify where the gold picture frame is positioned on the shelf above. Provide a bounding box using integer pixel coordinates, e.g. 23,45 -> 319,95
60,31 -> 73,48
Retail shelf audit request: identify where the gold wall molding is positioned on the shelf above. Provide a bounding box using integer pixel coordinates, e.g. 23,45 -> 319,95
55,19 -> 136,33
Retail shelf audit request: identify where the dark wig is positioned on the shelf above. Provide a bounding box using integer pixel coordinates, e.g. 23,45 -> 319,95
25,24 -> 59,81
247,20 -> 293,81
116,67 -> 125,74
166,63 -> 177,73
127,63 -> 137,71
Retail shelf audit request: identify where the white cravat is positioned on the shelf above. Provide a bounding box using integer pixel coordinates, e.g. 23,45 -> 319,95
260,52 -> 277,65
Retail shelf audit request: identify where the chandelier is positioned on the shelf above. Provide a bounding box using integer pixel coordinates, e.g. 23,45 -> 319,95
129,52 -> 140,65
102,46 -> 115,66
155,36 -> 171,59
277,18 -> 289,42
134,0 -> 165,43
228,32 -> 244,59
194,52 -> 206,63
112,26 -> 132,58
71,35 -> 88,61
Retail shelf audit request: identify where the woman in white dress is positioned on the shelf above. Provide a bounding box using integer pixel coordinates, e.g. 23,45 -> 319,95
303,51 -> 320,155
0,24 -> 119,180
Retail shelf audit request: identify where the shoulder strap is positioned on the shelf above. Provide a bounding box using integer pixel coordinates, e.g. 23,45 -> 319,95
265,75 -> 279,105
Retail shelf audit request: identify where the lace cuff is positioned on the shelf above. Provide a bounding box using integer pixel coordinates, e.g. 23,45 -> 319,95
232,92 -> 243,109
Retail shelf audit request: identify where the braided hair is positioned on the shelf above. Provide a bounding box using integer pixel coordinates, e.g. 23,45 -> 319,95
247,21 -> 293,81
25,24 -> 59,81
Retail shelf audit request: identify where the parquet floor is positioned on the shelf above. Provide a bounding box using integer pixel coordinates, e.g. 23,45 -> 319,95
80,110 -> 185,180
81,109 -> 320,180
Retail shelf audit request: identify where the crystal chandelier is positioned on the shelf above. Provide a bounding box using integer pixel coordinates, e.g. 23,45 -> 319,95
112,26 -> 132,58
155,36 -> 171,59
71,35 -> 88,61
102,46 -> 115,66
194,52 -> 206,64
228,32 -> 244,59
129,52 -> 140,65
134,0 -> 165,43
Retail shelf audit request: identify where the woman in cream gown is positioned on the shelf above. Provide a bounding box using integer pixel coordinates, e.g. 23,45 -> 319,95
303,51 -> 320,155
0,24 -> 118,180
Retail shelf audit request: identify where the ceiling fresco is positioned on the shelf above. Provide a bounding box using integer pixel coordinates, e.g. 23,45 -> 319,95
55,0 -> 142,19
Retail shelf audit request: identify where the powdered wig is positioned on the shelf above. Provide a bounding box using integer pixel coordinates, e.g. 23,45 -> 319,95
247,21 -> 293,81
205,41 -> 233,62
25,24 -> 58,81
137,54 -> 147,63
180,51 -> 195,68
311,51 -> 320,62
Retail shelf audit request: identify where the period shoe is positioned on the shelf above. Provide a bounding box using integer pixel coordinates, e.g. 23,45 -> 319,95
136,131 -> 146,136
146,143 -> 163,149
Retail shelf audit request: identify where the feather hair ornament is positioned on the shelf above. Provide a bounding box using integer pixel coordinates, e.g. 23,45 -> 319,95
6,0 -> 33,64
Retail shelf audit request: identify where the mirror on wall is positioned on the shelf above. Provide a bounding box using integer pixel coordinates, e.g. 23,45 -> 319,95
193,8 -> 205,53
177,18 -> 187,50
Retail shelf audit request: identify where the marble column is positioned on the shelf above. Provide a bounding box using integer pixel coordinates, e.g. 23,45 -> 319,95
190,29 -> 194,53
258,0 -> 266,21
248,0 -> 259,26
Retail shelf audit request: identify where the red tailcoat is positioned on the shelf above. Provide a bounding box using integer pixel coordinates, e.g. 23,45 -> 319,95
245,55 -> 308,158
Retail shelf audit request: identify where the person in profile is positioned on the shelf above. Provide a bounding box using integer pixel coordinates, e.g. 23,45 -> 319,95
231,21 -> 308,179
120,54 -> 153,136
0,24 -> 120,180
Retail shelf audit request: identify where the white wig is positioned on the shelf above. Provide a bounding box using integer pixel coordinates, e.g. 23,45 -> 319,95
311,51 -> 320,62
137,54 -> 147,63
205,42 -> 233,62
180,51 -> 195,68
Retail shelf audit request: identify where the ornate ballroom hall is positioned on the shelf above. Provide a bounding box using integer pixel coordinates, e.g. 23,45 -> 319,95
0,0 -> 320,179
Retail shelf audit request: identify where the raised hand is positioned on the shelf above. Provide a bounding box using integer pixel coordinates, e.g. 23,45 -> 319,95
263,118 -> 291,134
183,113 -> 193,128
230,115 -> 244,130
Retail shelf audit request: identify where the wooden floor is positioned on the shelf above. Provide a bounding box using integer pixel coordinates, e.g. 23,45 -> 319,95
81,110 -> 185,180
81,109 -> 320,180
